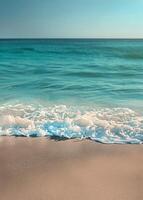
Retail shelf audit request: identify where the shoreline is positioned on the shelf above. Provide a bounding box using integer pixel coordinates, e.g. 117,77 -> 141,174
0,137 -> 143,200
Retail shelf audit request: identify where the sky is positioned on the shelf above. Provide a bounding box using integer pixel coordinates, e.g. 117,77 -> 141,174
0,0 -> 143,38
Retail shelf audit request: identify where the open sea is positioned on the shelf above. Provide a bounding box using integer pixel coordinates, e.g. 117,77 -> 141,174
0,39 -> 143,143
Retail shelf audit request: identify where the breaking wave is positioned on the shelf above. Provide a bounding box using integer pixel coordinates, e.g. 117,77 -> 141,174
0,104 -> 143,144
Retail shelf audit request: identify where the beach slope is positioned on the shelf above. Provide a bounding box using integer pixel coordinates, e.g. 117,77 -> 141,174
0,137 -> 143,200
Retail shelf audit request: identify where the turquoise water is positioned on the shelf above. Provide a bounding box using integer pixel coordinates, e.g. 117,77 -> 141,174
0,39 -> 143,143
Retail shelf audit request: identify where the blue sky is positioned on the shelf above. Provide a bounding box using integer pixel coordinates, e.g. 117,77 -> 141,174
0,0 -> 143,38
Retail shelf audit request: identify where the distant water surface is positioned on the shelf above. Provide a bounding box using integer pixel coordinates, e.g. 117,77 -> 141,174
0,39 -> 143,143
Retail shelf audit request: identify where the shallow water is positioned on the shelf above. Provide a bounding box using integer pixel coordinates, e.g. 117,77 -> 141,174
0,39 -> 143,143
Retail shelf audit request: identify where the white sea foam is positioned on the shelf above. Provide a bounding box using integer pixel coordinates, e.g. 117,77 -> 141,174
0,104 -> 143,143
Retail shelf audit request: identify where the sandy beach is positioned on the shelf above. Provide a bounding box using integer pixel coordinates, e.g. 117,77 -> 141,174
0,137 -> 142,200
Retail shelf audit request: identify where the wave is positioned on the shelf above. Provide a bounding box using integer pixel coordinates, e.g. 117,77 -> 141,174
0,104 -> 143,144
0,47 -> 47,54
122,52 -> 143,60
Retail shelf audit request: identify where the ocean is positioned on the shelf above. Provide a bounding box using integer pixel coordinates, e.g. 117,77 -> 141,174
0,39 -> 143,143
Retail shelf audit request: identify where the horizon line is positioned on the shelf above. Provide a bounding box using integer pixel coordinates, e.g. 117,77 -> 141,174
0,37 -> 143,40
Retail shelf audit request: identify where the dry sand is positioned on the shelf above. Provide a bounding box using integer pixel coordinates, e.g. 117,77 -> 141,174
0,137 -> 143,200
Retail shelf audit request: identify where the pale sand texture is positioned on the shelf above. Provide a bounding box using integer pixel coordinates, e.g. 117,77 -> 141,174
0,137 -> 143,200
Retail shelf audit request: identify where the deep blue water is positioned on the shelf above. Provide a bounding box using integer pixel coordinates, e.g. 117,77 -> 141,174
0,39 -> 143,143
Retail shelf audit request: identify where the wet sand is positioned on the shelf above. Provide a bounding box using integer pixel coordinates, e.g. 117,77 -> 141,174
0,137 -> 143,200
